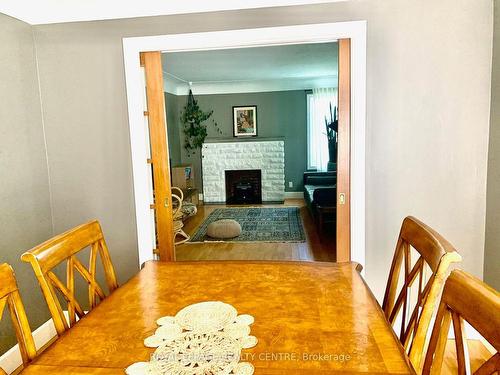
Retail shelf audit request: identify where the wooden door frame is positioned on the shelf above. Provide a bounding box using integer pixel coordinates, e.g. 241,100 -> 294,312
336,39 -> 351,262
141,52 -> 175,261
123,21 -> 366,268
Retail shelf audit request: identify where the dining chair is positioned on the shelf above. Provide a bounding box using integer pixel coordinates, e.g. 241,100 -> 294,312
422,270 -> 499,374
21,220 -> 118,336
0,263 -> 37,374
382,216 -> 462,373
172,187 -> 190,245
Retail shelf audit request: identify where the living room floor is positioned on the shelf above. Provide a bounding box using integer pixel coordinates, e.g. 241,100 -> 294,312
175,199 -> 336,262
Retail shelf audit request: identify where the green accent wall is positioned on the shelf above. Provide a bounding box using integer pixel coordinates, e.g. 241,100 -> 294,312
165,90 -> 307,192
165,92 -> 182,166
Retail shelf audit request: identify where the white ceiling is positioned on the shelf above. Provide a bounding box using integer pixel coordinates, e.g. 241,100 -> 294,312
0,0 -> 346,25
162,42 -> 338,95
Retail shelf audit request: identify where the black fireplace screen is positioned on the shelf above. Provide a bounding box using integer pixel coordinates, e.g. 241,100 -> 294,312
225,169 -> 262,204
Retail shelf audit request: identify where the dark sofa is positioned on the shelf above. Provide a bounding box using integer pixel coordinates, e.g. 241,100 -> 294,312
303,171 -> 337,233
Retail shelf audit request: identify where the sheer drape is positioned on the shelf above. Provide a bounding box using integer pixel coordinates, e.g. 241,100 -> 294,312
307,87 -> 338,171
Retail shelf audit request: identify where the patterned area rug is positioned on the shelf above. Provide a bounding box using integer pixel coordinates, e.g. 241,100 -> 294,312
190,207 -> 306,242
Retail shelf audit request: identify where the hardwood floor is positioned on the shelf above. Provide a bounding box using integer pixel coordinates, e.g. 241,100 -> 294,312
442,339 -> 494,374
175,199 -> 336,262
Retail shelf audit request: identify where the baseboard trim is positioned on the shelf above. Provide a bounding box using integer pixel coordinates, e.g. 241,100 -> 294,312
0,311 -> 80,374
0,318 -> 57,374
284,192 -> 304,199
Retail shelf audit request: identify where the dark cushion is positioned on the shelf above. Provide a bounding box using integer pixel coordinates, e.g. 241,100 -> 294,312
304,184 -> 336,207
313,186 -> 336,206
305,175 -> 336,186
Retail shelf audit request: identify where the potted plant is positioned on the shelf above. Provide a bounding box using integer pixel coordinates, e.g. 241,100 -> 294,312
180,89 -> 222,156
325,103 -> 338,171
180,90 -> 212,156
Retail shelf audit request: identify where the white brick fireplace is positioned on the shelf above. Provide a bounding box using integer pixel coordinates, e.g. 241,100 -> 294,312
201,140 -> 285,203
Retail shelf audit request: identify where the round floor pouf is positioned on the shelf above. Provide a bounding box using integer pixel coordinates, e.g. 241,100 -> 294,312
206,219 -> 242,239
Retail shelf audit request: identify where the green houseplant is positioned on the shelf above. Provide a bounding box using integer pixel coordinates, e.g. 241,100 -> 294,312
325,103 -> 338,171
180,89 -> 221,156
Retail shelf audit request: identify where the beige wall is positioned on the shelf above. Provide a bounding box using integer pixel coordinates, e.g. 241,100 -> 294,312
485,0 -> 500,291
0,14 -> 52,352
31,0 -> 493,302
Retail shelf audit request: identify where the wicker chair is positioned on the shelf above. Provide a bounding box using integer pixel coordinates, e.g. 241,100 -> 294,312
172,187 -> 190,245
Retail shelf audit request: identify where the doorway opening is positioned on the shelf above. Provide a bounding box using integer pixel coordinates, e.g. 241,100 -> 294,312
123,22 -> 366,268
162,41 -> 340,261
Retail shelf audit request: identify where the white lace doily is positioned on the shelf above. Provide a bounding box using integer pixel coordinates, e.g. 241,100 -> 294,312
175,301 -> 237,331
126,301 -> 257,375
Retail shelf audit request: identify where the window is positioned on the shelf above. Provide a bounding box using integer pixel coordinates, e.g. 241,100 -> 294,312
307,88 -> 338,171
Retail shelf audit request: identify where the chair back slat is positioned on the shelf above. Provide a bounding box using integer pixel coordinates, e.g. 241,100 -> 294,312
21,220 -> 118,335
0,263 -> 37,372
382,216 -> 462,373
423,270 -> 500,375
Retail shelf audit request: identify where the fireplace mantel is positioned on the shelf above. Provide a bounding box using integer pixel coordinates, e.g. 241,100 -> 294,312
203,137 -> 284,144
201,140 -> 285,203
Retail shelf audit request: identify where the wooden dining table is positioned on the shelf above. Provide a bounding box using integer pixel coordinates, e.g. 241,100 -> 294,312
23,261 -> 415,374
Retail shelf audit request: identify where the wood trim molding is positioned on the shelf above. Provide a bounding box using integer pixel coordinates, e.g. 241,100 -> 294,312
336,38 -> 351,262
141,52 -> 175,262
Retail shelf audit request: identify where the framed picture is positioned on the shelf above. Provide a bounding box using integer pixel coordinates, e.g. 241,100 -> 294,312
233,106 -> 257,137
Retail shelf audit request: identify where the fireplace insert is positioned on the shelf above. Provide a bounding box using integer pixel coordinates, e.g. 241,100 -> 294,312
225,169 -> 262,204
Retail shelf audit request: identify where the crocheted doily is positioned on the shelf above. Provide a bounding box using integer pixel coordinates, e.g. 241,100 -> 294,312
125,301 -> 257,375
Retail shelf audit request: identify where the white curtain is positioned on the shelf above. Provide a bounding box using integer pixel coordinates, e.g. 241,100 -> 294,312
307,87 -> 338,171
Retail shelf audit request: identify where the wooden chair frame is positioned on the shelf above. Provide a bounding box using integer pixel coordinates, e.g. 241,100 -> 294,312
382,216 -> 462,373
21,220 -> 118,335
0,263 -> 37,374
423,270 -> 500,375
